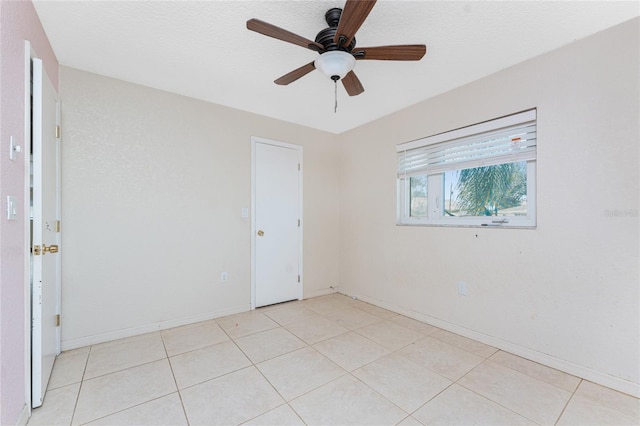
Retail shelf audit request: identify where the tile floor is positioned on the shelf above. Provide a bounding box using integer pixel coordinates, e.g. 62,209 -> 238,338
28,293 -> 639,426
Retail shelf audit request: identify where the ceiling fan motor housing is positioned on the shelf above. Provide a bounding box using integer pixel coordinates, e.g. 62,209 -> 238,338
315,8 -> 356,53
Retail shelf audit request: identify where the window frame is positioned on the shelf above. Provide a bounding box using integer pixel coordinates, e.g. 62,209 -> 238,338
397,110 -> 537,229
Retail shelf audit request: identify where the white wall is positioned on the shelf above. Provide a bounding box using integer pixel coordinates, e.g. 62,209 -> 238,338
338,18 -> 639,396
59,67 -> 340,348
60,18 -> 638,397
0,1 -> 59,423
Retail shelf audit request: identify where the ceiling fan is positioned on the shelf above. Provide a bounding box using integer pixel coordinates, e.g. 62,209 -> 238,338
246,0 -> 426,97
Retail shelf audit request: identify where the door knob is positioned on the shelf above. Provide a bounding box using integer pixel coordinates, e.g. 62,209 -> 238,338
257,230 -> 264,236
42,244 -> 59,254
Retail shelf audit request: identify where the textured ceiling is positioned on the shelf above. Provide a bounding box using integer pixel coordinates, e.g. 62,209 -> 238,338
33,1 -> 639,134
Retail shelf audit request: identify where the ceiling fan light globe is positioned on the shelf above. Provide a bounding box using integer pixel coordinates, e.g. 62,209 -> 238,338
314,51 -> 356,80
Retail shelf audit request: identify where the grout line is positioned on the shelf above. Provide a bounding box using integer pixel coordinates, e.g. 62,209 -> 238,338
487,351 -> 582,394
454,380 -> 539,425
286,402 -> 309,426
160,330 -> 190,426
68,344 -> 91,425
347,370 -> 412,416
454,358 -> 542,423
409,380 -> 457,419
78,356 -> 168,382
481,357 -> 580,396
74,393 -> 180,426
554,379 -> 582,426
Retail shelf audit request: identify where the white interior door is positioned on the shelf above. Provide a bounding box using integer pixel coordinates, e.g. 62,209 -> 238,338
253,139 -> 302,308
31,58 -> 61,408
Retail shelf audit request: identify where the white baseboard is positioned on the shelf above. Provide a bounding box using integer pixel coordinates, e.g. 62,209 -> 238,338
346,291 -> 640,398
16,403 -> 30,426
61,304 -> 250,351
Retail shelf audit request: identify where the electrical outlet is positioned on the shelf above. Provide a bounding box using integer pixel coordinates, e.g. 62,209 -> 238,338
457,281 -> 468,296
220,272 -> 228,283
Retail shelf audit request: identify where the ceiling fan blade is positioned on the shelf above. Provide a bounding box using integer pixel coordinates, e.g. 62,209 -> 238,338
342,71 -> 364,96
274,62 -> 316,85
247,19 -> 323,52
333,0 -> 377,48
353,45 -> 427,61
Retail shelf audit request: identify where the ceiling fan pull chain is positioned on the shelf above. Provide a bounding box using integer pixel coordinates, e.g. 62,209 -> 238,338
334,79 -> 338,113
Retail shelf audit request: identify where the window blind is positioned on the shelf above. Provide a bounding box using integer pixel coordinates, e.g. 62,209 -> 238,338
397,109 -> 536,178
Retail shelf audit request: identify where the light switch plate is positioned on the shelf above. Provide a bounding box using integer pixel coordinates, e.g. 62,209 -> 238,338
7,196 -> 17,220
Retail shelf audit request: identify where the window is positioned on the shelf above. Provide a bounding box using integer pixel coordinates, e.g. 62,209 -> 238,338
397,109 -> 536,228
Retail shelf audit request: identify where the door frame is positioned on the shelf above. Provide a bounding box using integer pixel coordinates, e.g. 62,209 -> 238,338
23,40 -> 34,417
250,137 -> 303,309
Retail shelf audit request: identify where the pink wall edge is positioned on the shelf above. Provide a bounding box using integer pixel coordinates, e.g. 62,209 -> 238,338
0,0 -> 58,424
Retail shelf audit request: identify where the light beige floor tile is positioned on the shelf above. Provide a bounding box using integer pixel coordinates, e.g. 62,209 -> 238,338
57,346 -> 90,358
324,307 -> 382,330
290,374 -> 407,425
458,360 -> 572,425
313,332 -> 390,371
413,384 -> 535,426
73,359 -> 176,425
315,293 -> 351,304
258,299 -> 302,312
169,340 -> 251,389
351,301 -> 398,319
303,297 -> 351,316
557,394 -> 639,426
430,330 -> 498,358
84,332 -> 166,379
257,347 -> 346,401
27,383 -> 80,426
86,393 -> 187,425
574,380 -> 640,418
91,332 -> 159,351
490,350 -> 581,392
180,366 -> 284,426
331,293 -> 356,302
48,351 -> 88,390
234,327 -> 306,364
284,315 -> 349,344
396,416 -> 424,426
353,352 -> 452,413
397,337 -> 484,381
161,319 -> 229,357
242,404 -> 305,425
262,304 -> 319,325
216,311 -> 279,339
354,320 -> 424,351
389,315 -> 441,336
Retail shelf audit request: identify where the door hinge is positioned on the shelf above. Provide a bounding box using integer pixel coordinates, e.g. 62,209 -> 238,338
298,219 -> 300,227
55,125 -> 61,139
33,245 -> 41,256
55,220 -> 61,233
298,275 -> 300,283
55,314 -> 60,327
298,163 -> 300,171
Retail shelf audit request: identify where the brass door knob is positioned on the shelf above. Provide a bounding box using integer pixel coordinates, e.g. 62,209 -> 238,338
257,230 -> 264,236
42,244 -> 59,254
